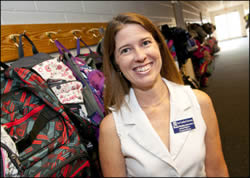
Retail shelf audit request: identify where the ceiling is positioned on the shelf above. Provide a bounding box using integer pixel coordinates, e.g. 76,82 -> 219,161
186,1 -> 249,13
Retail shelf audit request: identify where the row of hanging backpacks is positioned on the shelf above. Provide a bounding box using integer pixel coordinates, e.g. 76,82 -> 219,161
187,22 -> 220,55
1,33 -> 104,177
161,24 -> 200,89
0,63 -> 94,177
161,23 -> 220,88
161,24 -> 192,68
190,33 -> 217,87
9,32 -> 105,130
165,37 -> 200,89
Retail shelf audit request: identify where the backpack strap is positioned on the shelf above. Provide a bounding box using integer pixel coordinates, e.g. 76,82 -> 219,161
54,40 -> 70,55
15,106 -> 60,153
18,33 -> 39,58
76,38 -> 93,56
63,52 -> 104,118
0,61 -> 9,70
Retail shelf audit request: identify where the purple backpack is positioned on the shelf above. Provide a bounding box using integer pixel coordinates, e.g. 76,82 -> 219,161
54,40 -> 105,135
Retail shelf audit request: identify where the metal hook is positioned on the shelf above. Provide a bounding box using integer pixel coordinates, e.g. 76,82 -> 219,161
71,29 -> 82,40
9,34 -> 20,47
45,31 -> 58,43
86,28 -> 101,39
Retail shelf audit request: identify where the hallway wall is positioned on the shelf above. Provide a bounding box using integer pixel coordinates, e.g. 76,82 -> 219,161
1,1 -> 176,25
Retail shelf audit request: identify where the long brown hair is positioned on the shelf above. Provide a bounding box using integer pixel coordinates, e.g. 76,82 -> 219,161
103,12 -> 183,114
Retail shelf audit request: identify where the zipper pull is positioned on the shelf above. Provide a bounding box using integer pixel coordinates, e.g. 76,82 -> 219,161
10,153 -> 24,173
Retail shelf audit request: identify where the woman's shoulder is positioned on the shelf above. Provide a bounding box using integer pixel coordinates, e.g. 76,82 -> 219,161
100,113 -> 116,133
99,113 -> 121,147
192,89 -> 213,111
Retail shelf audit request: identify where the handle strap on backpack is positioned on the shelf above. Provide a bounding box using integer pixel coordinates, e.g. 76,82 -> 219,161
15,106 -> 60,153
0,61 -> 10,70
18,33 -> 39,58
54,40 -> 70,55
76,37 -> 93,56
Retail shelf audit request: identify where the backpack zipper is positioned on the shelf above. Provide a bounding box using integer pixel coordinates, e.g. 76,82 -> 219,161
0,142 -> 24,174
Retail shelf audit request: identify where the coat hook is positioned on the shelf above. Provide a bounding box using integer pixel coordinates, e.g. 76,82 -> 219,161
86,28 -> 101,39
71,29 -> 82,39
9,34 -> 20,47
45,31 -> 58,43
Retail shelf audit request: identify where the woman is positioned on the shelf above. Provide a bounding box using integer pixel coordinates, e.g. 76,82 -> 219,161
99,12 -> 229,177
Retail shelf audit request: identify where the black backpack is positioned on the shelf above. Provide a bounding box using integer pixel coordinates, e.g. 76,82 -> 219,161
10,33 -> 53,68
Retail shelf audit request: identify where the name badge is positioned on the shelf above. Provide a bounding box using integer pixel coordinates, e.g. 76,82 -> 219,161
171,118 -> 195,134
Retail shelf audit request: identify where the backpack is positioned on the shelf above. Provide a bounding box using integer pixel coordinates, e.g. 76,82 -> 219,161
75,37 -> 103,71
54,40 -> 105,130
162,26 -> 191,68
205,59 -> 215,77
75,37 -> 104,99
10,33 -> 53,68
0,63 -> 96,177
1,126 -> 20,177
62,52 -> 104,130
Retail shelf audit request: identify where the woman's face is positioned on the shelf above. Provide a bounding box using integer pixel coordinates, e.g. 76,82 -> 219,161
114,24 -> 162,90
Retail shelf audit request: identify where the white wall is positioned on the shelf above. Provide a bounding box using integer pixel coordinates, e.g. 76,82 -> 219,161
1,1 -> 176,25
1,1 -> 178,57
181,1 -> 203,23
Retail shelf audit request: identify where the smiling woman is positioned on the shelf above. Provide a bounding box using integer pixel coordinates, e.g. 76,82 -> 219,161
102,12 -> 183,113
99,12 -> 229,177
114,24 -> 163,90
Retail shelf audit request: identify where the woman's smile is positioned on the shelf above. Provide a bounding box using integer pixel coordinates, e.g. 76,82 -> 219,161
133,62 -> 153,74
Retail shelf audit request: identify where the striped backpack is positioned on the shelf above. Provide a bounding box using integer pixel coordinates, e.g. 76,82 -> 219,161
0,63 -> 98,177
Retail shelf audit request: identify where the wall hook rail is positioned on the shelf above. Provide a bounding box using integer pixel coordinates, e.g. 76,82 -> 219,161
1,23 -> 107,62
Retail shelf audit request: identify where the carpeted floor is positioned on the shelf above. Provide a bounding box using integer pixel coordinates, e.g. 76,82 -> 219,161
202,36 -> 249,177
